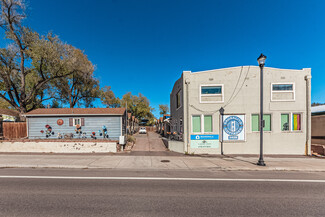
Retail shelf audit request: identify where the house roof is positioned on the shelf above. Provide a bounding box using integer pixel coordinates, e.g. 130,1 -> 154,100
0,109 -> 20,117
312,105 -> 325,115
25,108 -> 126,116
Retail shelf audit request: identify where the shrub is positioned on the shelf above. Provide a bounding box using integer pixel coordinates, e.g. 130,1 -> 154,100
127,135 -> 136,143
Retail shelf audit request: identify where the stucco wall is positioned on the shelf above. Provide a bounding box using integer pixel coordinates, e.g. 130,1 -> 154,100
0,141 -> 117,153
27,116 -> 122,140
171,66 -> 311,155
168,140 -> 185,153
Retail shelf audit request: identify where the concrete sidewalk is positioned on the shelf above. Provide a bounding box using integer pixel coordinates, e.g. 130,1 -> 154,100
0,153 -> 324,171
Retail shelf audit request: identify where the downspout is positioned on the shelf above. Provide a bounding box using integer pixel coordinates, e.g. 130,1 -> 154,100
305,74 -> 312,155
185,78 -> 190,153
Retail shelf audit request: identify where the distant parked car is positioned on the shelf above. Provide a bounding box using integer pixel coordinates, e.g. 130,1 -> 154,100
139,127 -> 147,134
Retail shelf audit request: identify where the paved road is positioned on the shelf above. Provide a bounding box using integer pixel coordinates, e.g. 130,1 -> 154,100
0,168 -> 325,217
131,132 -> 167,152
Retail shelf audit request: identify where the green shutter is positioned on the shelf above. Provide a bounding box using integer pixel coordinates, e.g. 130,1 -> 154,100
263,114 -> 271,131
192,116 -> 201,133
251,114 -> 259,132
204,115 -> 212,132
281,114 -> 289,131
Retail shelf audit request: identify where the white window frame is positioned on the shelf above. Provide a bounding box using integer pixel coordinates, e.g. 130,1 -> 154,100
271,82 -> 295,102
73,118 -> 81,126
291,112 -> 303,132
199,84 -> 224,103
191,114 -> 213,134
280,113 -> 290,132
251,113 -> 272,132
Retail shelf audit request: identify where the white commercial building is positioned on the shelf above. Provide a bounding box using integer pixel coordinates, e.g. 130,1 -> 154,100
169,66 -> 311,155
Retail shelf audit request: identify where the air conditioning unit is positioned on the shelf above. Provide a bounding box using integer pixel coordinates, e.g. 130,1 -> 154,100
119,136 -> 126,145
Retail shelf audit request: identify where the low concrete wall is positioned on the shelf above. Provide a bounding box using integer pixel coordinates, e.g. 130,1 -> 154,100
168,140 -> 184,153
0,141 -> 117,153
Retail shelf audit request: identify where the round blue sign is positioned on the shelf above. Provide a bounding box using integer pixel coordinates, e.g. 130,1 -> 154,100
223,116 -> 243,136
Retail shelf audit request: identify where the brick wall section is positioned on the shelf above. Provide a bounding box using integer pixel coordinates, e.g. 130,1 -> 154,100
311,145 -> 325,155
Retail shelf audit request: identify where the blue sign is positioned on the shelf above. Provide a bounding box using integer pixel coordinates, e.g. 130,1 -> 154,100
190,134 -> 219,148
191,135 -> 219,140
224,116 -> 243,135
223,115 -> 245,141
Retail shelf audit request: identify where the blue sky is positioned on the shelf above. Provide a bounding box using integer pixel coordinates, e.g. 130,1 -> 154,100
2,0 -> 325,117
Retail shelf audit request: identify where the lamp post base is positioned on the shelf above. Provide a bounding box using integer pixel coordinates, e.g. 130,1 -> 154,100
257,159 -> 266,166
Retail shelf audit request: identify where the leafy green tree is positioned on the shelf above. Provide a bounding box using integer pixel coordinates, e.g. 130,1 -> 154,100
52,51 -> 99,108
50,99 -> 61,108
0,97 -> 13,109
0,0 -> 95,113
100,86 -> 121,108
121,92 -> 155,125
159,104 -> 169,115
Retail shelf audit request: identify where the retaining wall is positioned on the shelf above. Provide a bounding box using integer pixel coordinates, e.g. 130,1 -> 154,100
0,141 -> 117,153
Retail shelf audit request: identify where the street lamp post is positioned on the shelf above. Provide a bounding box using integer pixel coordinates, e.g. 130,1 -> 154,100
257,53 -> 266,166
219,107 -> 224,155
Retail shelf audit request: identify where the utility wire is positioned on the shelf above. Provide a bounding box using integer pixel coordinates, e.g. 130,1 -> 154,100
224,66 -> 250,108
189,66 -> 251,113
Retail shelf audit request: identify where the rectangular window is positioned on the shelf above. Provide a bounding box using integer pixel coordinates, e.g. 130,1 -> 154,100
201,86 -> 222,94
272,84 -> 293,91
251,114 -> 271,132
73,118 -> 81,126
176,91 -> 181,109
251,114 -> 259,132
204,115 -> 212,132
292,113 -> 301,131
281,114 -> 289,131
263,114 -> 271,131
271,83 -> 295,101
200,84 -> 224,103
192,116 -> 201,133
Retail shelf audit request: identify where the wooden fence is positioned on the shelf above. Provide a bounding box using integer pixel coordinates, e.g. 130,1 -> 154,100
3,122 -> 27,139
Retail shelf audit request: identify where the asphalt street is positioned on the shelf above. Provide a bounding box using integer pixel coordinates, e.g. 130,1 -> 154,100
0,168 -> 324,217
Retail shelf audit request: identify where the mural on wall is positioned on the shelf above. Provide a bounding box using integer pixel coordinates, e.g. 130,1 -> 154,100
40,125 -> 55,138
91,132 -> 96,139
102,125 -> 109,138
38,120 -> 111,140
57,119 -> 64,126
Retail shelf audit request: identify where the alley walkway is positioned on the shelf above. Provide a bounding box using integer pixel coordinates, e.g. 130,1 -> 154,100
132,132 -> 167,152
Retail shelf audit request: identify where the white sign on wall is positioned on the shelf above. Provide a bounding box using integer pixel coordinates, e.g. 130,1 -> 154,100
223,115 -> 245,141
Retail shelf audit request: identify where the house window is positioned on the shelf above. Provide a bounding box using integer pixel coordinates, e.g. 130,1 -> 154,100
192,115 -> 213,133
192,115 -> 201,133
73,118 -> 81,126
200,84 -> 224,103
271,83 -> 295,101
281,114 -> 290,131
251,114 -> 271,132
176,91 -> 181,109
204,115 -> 212,132
292,113 -> 301,131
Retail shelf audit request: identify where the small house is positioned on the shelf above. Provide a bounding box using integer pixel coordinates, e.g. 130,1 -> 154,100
25,108 -> 126,140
